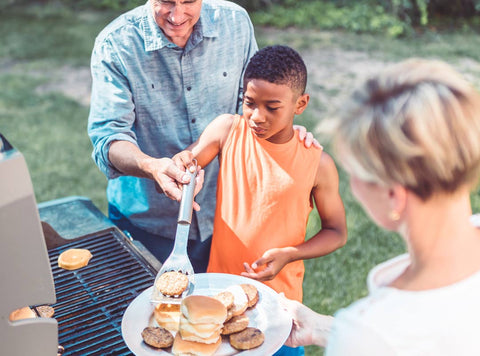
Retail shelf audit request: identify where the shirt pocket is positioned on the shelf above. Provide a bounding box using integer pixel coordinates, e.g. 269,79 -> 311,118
132,70 -> 187,130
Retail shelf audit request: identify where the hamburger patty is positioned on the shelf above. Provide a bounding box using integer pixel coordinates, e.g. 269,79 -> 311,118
141,326 -> 174,349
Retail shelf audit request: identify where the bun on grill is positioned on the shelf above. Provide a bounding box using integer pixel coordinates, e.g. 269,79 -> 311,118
58,248 -> 92,270
9,306 -> 37,321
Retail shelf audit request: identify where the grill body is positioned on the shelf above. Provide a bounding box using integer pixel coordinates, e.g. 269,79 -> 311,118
39,197 -> 160,356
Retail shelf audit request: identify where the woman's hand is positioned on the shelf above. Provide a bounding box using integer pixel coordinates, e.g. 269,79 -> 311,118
279,294 -> 334,348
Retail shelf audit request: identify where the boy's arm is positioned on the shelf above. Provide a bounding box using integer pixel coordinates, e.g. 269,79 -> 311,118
295,151 -> 348,259
242,151 -> 347,281
173,114 -> 235,169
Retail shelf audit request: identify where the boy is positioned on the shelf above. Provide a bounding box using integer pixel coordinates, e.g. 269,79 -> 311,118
175,45 -> 347,302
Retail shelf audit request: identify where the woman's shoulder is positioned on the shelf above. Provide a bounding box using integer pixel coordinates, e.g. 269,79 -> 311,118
332,262 -> 480,355
367,254 -> 410,291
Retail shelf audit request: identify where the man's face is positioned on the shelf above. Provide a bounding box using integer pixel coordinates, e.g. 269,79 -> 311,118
151,0 -> 202,48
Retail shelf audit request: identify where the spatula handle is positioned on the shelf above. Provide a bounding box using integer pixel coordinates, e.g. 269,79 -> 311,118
178,164 -> 197,224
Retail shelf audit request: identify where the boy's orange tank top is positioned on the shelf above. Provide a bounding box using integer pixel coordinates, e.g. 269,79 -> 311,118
207,115 -> 322,301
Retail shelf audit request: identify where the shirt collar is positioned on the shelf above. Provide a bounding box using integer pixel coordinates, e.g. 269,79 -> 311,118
142,1 -> 219,52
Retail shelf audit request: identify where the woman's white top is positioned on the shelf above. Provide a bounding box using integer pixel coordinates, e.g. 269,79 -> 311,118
326,239 -> 480,355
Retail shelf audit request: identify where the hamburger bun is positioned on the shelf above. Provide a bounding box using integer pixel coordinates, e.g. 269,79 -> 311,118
172,333 -> 222,356
180,295 -> 227,325
179,315 -> 223,338
58,248 -> 92,270
154,303 -> 181,332
241,284 -> 259,308
213,290 -> 235,310
225,285 -> 248,316
179,295 -> 227,345
179,327 -> 222,344
9,306 -> 37,321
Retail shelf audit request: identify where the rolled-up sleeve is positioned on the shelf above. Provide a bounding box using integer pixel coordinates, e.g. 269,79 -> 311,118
236,9 -> 258,113
87,37 -> 138,179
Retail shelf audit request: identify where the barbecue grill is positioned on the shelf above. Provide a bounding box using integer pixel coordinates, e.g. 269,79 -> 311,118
1,134 -> 162,355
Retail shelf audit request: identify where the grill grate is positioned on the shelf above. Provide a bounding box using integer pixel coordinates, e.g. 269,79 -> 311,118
44,228 -> 156,355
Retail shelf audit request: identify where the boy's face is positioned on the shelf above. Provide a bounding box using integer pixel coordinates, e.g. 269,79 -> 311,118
243,79 -> 309,144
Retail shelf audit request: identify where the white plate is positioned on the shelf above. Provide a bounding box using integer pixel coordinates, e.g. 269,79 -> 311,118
121,273 -> 292,355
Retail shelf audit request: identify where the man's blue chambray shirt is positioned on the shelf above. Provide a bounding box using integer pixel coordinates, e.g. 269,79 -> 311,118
87,0 -> 258,242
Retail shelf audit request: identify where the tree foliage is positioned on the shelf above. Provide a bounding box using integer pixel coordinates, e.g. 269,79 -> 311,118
2,0 -> 480,36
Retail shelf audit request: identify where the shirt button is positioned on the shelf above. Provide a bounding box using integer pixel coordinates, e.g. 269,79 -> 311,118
191,118 -> 196,123
187,86 -> 192,91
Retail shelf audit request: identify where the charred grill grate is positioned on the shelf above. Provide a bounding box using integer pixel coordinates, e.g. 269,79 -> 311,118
46,228 -> 156,355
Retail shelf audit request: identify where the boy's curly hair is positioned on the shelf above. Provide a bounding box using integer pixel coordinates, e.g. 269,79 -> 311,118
244,45 -> 307,95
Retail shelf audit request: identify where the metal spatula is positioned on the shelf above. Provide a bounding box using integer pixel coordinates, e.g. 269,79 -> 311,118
150,163 -> 197,304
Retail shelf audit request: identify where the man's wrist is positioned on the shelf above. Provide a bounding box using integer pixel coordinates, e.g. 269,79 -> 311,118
138,156 -> 160,180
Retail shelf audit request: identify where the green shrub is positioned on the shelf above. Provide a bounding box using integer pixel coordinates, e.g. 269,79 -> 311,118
4,0 -> 480,38
0,0 -> 144,11
72,0 -> 145,10
246,0 -> 480,36
252,1 -> 410,37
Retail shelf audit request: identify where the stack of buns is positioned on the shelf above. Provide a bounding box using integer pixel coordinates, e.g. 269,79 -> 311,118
146,283 -> 264,354
172,295 -> 227,356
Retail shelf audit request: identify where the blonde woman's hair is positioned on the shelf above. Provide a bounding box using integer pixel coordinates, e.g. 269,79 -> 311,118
328,58 -> 480,200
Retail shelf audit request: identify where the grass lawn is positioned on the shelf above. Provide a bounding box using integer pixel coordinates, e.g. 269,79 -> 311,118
2,5 -> 480,355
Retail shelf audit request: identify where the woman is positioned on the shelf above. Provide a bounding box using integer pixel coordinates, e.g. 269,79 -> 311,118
282,58 -> 480,355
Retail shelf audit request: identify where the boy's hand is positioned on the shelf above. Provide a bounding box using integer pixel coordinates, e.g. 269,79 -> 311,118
293,125 -> 322,149
241,247 -> 294,281
173,150 -> 195,169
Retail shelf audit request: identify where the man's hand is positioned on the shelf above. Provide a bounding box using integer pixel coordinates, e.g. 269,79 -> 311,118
241,247 -> 294,281
154,156 -> 204,211
293,125 -> 322,149
108,141 -> 204,210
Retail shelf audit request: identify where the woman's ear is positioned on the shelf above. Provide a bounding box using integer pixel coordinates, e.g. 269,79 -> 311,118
388,184 -> 407,220
295,93 -> 310,115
